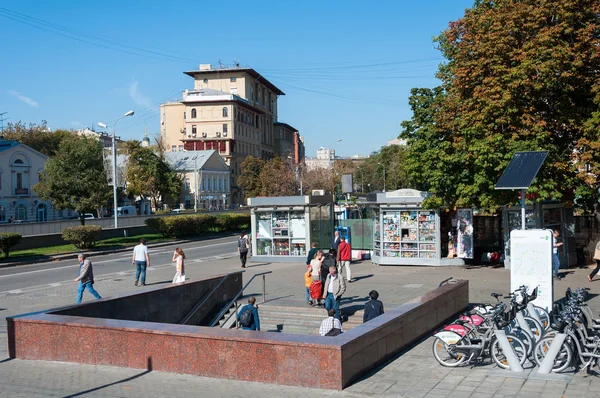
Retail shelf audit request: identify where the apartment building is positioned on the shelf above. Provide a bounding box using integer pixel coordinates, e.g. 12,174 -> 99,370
274,122 -> 305,164
160,64 -> 302,204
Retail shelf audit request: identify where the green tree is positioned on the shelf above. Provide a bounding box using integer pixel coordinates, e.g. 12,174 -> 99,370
2,121 -> 73,157
34,135 -> 111,225
402,0 -> 600,211
125,141 -> 182,210
259,157 -> 296,197
238,156 -> 265,199
302,167 -> 333,194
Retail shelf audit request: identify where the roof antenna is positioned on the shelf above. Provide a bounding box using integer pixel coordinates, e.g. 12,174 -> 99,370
234,58 -> 240,68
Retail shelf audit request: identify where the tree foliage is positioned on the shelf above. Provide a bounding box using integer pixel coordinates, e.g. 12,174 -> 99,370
259,157 -> 296,197
2,121 -> 73,157
401,0 -> 600,211
125,141 -> 182,210
238,156 -> 265,199
34,135 -> 111,225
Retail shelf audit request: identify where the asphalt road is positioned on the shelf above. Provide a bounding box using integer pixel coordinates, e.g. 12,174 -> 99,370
0,236 -> 239,293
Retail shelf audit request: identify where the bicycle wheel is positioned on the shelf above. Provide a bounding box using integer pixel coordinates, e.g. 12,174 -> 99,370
527,305 -> 551,331
507,326 -> 533,357
491,334 -> 527,370
533,335 -> 573,372
522,316 -> 545,342
432,337 -> 469,367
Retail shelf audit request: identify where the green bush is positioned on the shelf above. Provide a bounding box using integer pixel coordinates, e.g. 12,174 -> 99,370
145,214 -> 217,238
0,233 -> 22,258
62,225 -> 102,249
215,213 -> 251,231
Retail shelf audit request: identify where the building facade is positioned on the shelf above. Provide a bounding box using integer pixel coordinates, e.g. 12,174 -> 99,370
160,65 -> 301,204
164,150 -> 231,210
305,147 -> 337,170
0,138 -> 61,222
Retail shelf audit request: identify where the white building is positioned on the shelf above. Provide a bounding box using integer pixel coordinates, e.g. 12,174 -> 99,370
163,150 -> 231,210
0,138 -> 60,222
305,147 -> 337,170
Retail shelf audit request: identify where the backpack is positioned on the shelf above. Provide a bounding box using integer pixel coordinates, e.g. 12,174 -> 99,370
239,237 -> 248,252
323,254 -> 336,268
239,306 -> 253,327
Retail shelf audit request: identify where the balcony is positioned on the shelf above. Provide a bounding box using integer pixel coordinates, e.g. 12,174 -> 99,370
15,188 -> 29,195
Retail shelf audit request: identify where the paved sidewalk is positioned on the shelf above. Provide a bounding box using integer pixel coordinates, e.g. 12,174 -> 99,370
1,256 -> 600,397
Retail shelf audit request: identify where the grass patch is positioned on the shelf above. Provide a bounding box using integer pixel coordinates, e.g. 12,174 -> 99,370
7,233 -> 174,260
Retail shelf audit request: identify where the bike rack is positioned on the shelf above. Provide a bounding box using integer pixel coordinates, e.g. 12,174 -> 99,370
494,330 -> 524,372
537,333 -> 567,374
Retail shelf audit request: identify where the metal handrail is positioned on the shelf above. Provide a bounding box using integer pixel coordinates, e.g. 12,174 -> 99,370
209,271 -> 272,327
438,277 -> 457,288
179,271 -> 244,325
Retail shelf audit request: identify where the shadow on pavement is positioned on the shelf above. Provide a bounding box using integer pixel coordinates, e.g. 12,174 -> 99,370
352,274 -> 374,282
63,357 -> 153,398
143,280 -> 172,286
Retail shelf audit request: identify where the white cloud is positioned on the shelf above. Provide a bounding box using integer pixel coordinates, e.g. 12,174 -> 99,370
128,81 -> 155,111
8,90 -> 39,108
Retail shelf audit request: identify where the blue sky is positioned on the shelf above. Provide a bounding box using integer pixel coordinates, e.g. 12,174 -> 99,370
0,0 -> 474,157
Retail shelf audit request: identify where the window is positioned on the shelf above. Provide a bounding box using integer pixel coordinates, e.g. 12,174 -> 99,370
201,177 -> 205,191
230,77 -> 236,82
184,111 -> 186,120
213,177 -> 217,191
222,107 -> 228,118
219,176 -> 223,190
36,204 -> 47,222
179,145 -> 183,151
223,124 -> 228,133
0,206 -> 4,222
192,125 -> 197,137
256,115 -> 259,128
172,145 -> 177,151
191,108 -> 197,118
15,204 -> 27,221
14,159 -> 23,164
16,173 -> 23,189
185,178 -> 190,192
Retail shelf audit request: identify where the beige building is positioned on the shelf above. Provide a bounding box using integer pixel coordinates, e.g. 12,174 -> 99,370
160,64 -> 301,204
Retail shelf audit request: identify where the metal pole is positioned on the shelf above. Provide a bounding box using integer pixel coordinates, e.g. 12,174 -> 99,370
194,157 -> 198,212
383,165 -> 386,192
111,128 -> 118,228
199,169 -> 203,210
262,274 -> 266,303
521,188 -> 526,230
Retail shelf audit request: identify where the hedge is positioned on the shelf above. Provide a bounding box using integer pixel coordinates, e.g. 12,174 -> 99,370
146,213 -> 250,238
62,225 -> 102,249
0,232 -> 22,258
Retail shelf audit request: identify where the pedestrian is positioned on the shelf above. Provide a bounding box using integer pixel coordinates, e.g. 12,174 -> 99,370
319,308 -> 343,336
306,242 -> 318,266
322,265 -> 346,321
337,236 -> 354,282
323,249 -> 337,275
304,265 -> 313,304
172,247 -> 186,284
332,230 -> 341,252
238,232 -> 249,268
132,238 -> 150,286
588,239 -> 600,282
238,296 -> 260,331
8,216 -> 13,223
552,229 -> 563,280
310,250 -> 324,282
363,290 -> 385,323
74,253 -> 101,303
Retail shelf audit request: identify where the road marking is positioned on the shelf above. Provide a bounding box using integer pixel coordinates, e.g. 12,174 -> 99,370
117,272 -> 128,276
193,259 -> 204,263
49,283 -> 61,287
8,289 -> 23,294
402,284 -> 424,288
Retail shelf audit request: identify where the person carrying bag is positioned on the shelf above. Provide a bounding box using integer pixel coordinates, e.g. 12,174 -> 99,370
588,240 -> 600,282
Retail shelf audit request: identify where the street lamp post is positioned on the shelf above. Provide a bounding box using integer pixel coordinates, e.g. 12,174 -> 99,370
328,138 -> 342,196
378,162 -> 386,192
100,110 -> 134,228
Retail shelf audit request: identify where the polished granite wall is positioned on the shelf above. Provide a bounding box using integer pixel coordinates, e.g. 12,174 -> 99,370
7,277 -> 469,390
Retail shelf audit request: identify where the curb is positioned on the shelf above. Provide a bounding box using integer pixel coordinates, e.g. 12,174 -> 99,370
0,232 -> 239,269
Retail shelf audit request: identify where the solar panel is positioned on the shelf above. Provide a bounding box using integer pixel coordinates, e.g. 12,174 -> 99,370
495,151 -> 548,190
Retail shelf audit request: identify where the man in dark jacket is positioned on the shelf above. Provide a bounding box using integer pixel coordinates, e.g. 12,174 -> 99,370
306,242 -> 318,266
238,296 -> 260,331
74,253 -> 102,303
363,290 -> 384,323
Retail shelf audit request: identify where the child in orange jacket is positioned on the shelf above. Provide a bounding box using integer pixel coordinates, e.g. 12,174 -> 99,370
304,265 -> 312,304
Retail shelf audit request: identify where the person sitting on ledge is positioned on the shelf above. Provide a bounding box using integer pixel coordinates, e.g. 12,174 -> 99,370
238,296 -> 260,331
319,308 -> 343,336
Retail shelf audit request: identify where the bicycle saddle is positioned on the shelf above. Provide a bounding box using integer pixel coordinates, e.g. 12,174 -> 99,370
490,293 -> 503,299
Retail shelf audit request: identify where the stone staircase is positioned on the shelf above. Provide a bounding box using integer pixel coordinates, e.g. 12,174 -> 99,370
257,304 -> 364,335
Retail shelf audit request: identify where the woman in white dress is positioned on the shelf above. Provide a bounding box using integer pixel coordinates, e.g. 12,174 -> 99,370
172,247 -> 186,284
